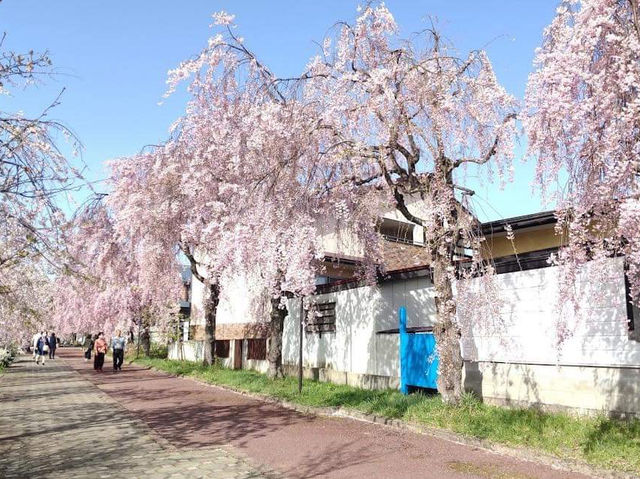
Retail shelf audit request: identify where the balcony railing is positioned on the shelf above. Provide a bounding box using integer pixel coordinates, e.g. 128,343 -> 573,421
381,234 -> 417,245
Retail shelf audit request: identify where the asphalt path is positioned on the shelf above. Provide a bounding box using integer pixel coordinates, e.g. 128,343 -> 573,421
52,348 -> 595,479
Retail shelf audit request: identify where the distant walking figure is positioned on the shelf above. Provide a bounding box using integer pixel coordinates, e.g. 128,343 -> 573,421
83,334 -> 94,362
32,331 -> 40,360
111,330 -> 126,371
93,332 -> 108,372
35,332 -> 47,366
48,332 -> 57,359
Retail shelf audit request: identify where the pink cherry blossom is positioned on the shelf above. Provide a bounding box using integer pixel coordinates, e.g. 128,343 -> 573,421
525,0 -> 640,339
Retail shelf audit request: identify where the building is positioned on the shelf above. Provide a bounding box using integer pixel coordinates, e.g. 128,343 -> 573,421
171,200 -> 431,370
170,210 -> 640,417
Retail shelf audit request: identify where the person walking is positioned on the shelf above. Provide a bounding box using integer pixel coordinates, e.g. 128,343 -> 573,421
93,332 -> 107,372
32,331 -> 41,360
111,330 -> 126,371
83,334 -> 94,362
48,332 -> 57,359
35,333 -> 47,366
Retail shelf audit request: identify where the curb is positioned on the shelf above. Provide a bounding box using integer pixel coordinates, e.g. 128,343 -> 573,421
139,363 -> 637,479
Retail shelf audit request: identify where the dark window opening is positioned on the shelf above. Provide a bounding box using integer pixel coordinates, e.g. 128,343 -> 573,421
306,301 -> 336,334
491,247 -> 559,274
379,218 -> 414,244
215,340 -> 230,358
247,338 -> 267,360
179,306 -> 191,319
625,265 -> 640,340
315,275 -> 345,286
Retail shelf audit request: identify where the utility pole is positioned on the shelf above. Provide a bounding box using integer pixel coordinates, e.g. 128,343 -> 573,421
298,297 -> 304,393
136,318 -> 141,359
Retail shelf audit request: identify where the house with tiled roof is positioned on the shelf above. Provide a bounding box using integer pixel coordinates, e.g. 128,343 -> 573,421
172,208 -> 640,416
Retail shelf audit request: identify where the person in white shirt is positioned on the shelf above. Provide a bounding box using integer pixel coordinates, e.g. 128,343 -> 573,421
35,332 -> 48,365
32,332 -> 41,360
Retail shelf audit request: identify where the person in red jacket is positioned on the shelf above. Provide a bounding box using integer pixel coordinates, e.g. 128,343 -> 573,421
93,332 -> 108,372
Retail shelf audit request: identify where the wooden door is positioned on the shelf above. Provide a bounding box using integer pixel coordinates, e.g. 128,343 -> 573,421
233,339 -> 243,370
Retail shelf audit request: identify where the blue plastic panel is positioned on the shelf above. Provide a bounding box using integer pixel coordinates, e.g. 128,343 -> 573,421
399,306 -> 439,393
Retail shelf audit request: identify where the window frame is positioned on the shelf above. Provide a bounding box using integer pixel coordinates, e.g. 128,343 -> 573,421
625,263 -> 640,341
306,301 -> 337,335
246,338 -> 267,360
214,340 -> 230,358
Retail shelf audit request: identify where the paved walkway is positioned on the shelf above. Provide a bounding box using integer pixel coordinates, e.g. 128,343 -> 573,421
0,355 -> 273,479
50,348 -> 593,479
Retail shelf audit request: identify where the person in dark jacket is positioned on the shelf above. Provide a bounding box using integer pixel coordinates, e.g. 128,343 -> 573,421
83,334 -> 94,362
111,330 -> 126,372
35,333 -> 47,366
48,332 -> 57,359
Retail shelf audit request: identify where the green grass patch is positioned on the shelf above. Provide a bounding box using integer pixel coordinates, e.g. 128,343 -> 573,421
135,357 -> 640,475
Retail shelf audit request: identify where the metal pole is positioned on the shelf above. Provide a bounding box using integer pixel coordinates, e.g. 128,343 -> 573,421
298,297 -> 304,393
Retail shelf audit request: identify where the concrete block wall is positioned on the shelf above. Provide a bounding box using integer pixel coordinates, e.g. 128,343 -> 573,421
464,361 -> 640,417
185,255 -> 640,416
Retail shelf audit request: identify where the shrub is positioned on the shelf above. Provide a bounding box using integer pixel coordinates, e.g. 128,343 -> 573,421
0,347 -> 17,369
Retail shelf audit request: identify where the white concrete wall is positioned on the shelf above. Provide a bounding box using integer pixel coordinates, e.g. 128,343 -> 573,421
464,362 -> 640,417
217,274 -> 264,327
459,256 -> 640,415
189,272 -> 264,328
461,256 -> 639,367
168,340 -> 203,362
188,253 -> 640,414
282,276 -> 437,380
194,257 -> 636,371
189,274 -> 206,327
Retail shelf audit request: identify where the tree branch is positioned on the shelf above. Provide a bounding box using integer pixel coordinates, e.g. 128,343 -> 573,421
453,113 -> 516,168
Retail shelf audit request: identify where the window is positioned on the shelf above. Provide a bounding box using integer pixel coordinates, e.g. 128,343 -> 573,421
247,338 -> 267,360
626,268 -> 640,341
379,218 -> 414,244
306,301 -> 336,334
215,340 -> 230,358
491,247 -> 558,274
179,320 -> 190,341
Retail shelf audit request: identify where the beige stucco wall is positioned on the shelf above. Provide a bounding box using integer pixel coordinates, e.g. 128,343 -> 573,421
483,225 -> 564,259
318,196 -> 427,259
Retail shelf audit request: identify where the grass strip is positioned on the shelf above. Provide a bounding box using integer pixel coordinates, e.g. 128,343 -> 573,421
135,357 -> 640,475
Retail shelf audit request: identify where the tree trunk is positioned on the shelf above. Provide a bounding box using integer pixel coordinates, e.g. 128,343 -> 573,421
432,253 -> 463,404
202,282 -> 220,366
391,154 -> 465,403
267,294 -> 287,379
141,326 -> 151,357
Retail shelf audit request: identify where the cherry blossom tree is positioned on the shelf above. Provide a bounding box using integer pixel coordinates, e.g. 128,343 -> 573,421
525,0 -> 640,324
0,34 -> 83,346
108,137 -> 233,365
0,258 -> 52,347
159,9 -> 389,377
297,5 -> 518,402
51,199 -> 181,345
157,5 -> 518,393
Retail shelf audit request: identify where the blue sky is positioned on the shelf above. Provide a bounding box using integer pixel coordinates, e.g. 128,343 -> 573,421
1,1 -> 559,221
